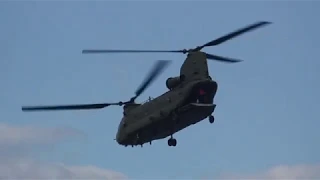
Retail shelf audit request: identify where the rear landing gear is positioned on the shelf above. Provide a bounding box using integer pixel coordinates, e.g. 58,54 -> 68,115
209,115 -> 215,123
168,137 -> 177,147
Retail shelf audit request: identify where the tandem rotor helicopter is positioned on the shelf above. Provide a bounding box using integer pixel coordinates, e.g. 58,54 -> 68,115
22,21 -> 271,147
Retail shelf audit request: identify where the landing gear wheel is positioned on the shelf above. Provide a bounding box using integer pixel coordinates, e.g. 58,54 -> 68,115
172,139 -> 177,146
209,115 -> 215,123
168,138 -> 177,147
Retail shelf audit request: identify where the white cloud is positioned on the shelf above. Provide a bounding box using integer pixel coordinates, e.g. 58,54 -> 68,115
3,123 -> 319,179
0,123 -> 127,179
0,123 -> 85,146
219,164 -> 320,179
0,158 -> 127,179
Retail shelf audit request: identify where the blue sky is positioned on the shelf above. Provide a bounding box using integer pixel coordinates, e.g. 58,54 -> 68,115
1,1 -> 320,179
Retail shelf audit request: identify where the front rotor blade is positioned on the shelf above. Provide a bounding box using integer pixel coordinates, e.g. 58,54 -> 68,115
206,53 -> 243,63
202,21 -> 271,48
133,60 -> 171,100
82,49 -> 183,54
21,103 -> 118,111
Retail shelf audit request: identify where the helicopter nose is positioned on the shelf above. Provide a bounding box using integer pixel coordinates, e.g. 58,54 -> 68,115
115,131 -> 126,145
116,132 -> 121,143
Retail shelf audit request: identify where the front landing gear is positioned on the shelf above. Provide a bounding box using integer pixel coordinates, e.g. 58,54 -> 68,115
168,137 -> 177,147
209,115 -> 215,123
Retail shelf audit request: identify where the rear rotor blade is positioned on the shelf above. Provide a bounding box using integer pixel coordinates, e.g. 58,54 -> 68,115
82,49 -> 184,54
206,53 -> 243,63
131,60 -> 171,101
199,21 -> 271,49
21,103 -> 120,112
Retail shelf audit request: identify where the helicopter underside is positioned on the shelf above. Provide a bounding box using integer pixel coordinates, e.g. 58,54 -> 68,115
119,102 -> 216,147
148,102 -> 216,140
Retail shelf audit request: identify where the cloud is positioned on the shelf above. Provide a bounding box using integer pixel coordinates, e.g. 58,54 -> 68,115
219,164 -> 320,179
0,158 -> 127,179
0,123 -> 127,179
0,123 -> 85,146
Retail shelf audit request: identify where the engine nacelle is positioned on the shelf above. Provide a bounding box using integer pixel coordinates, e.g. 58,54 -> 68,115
166,76 -> 182,90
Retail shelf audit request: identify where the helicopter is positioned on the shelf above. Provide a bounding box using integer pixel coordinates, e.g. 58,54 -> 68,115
21,21 -> 271,147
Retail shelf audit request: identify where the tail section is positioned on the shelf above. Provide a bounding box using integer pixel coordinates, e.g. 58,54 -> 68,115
180,51 -> 209,82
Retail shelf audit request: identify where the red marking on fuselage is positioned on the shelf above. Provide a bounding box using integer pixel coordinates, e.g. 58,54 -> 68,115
199,89 -> 206,95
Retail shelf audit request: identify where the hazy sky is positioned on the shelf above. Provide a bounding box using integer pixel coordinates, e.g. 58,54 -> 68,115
1,1 -> 320,179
